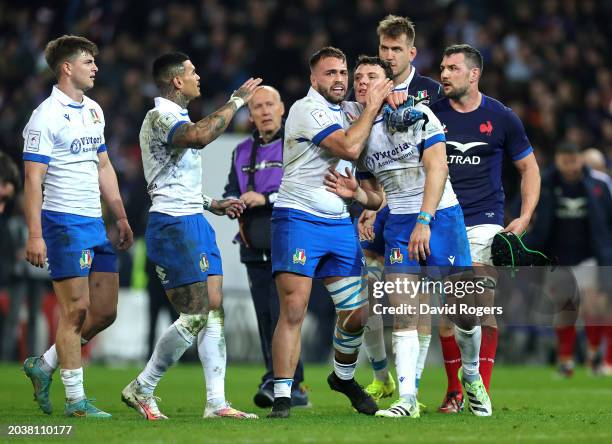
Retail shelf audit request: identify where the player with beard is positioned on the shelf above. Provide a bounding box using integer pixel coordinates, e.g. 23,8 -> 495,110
268,47 -> 393,418
431,44 -> 539,411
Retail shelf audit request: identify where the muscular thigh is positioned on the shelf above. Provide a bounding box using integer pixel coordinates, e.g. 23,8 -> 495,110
88,271 -> 119,316
166,281 -> 209,315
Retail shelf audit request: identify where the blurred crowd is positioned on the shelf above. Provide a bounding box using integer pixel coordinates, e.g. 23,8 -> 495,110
0,0 -> 611,364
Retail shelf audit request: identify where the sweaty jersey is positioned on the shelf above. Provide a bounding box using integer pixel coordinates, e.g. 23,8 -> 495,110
22,86 -> 107,217
430,95 -> 533,226
140,97 -> 203,216
276,87 -> 353,219
346,101 -> 457,214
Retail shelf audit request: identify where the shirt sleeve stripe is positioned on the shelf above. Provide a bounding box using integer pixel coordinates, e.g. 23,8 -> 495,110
356,171 -> 374,180
423,133 -> 445,149
167,120 -> 189,145
312,123 -> 343,146
97,143 -> 107,153
512,146 -> 533,161
23,152 -> 51,164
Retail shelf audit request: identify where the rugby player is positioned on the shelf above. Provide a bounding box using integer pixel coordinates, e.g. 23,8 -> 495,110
267,47 -> 393,418
431,44 -> 539,411
359,14 -> 444,402
329,56 -> 492,417
22,35 -> 133,418
121,52 -> 260,420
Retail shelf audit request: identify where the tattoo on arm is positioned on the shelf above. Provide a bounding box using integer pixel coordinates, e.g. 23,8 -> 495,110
172,102 -> 236,148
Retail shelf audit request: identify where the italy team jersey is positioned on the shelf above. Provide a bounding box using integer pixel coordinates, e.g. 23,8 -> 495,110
22,86 -> 107,218
275,87 -> 353,219
430,95 -> 533,226
346,101 -> 457,215
139,97 -> 203,216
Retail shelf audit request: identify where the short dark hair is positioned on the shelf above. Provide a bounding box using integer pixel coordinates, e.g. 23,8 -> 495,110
556,141 -> 581,155
44,35 -> 99,78
443,44 -> 483,72
152,52 -> 190,91
309,46 -> 346,70
377,15 -> 416,46
0,151 -> 21,190
355,55 -> 393,81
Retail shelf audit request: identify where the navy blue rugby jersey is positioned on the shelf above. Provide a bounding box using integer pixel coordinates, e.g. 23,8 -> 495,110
430,95 -> 533,226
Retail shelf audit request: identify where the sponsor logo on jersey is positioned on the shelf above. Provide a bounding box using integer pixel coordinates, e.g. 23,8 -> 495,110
366,142 -> 415,169
79,250 -> 92,269
292,248 -> 306,265
199,253 -> 209,272
64,114 -> 70,121
69,135 -> 103,154
89,108 -> 101,124
389,248 -> 403,264
448,255 -> 455,265
479,120 -> 493,136
447,141 -> 487,165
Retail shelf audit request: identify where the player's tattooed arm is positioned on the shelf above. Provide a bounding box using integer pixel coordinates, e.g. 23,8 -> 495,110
171,77 -> 262,149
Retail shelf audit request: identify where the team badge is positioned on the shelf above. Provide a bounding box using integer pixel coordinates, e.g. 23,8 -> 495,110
89,108 -> 101,124
79,250 -> 92,269
199,253 -> 209,272
389,248 -> 403,264
292,248 -> 306,265
416,90 -> 429,104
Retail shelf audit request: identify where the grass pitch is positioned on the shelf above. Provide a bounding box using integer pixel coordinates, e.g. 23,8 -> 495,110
1,363 -> 611,443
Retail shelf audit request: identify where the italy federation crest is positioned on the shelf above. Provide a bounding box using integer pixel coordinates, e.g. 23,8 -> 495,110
292,248 -> 306,265
389,248 -> 404,264
79,250 -> 92,269
199,253 -> 209,272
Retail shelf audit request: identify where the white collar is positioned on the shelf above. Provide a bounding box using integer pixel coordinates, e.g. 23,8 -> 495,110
394,66 -> 416,91
154,96 -> 189,115
51,85 -> 85,109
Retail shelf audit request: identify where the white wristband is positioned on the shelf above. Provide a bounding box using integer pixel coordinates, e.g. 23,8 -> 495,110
228,96 -> 245,110
202,194 -> 213,210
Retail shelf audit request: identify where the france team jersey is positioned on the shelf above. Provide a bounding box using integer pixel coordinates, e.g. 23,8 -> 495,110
22,86 -> 107,217
275,87 -> 353,219
430,95 -> 533,226
140,97 -> 203,216
346,101 -> 457,214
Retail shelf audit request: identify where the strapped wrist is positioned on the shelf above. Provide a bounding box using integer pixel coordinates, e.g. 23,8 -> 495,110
416,211 -> 432,225
202,194 -> 213,210
228,96 -> 245,110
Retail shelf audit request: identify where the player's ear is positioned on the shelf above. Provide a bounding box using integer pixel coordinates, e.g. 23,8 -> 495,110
409,46 -> 417,62
61,60 -> 72,77
172,76 -> 183,90
310,73 -> 316,88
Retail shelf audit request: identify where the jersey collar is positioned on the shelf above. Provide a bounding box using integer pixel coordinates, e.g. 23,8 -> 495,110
154,96 -> 189,116
393,66 -> 416,92
51,85 -> 85,109
307,87 -> 342,111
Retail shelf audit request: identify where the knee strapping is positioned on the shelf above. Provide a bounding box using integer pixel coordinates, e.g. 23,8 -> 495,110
333,324 -> 364,355
326,277 -> 368,311
175,312 -> 207,339
365,257 -> 384,283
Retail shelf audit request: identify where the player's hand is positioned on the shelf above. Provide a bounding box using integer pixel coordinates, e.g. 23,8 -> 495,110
365,78 -> 395,111
231,78 -> 263,106
210,198 -> 246,218
116,218 -> 134,250
358,210 -> 377,241
503,216 -> 529,236
324,167 -> 359,199
240,191 -> 266,209
26,236 -> 47,268
385,90 -> 409,110
408,223 -> 431,261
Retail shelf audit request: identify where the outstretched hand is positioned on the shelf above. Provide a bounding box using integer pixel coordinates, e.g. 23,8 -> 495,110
324,167 -> 359,199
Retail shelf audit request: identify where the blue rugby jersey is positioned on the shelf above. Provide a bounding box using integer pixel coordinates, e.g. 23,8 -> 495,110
430,95 -> 533,226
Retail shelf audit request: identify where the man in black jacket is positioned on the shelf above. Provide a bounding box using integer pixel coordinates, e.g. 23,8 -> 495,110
524,142 -> 612,375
